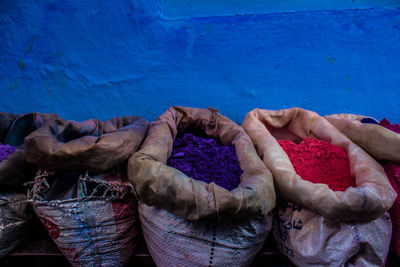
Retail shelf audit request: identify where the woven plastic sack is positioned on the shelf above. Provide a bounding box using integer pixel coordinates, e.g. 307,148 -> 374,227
326,114 -> 400,257
27,168 -> 139,267
24,115 -> 148,266
0,192 -> 31,257
242,108 -> 396,266
128,106 -> 276,266
0,112 -> 61,258
139,202 -> 271,267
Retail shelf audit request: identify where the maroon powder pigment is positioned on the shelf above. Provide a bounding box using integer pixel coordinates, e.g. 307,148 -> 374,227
379,118 -> 400,133
167,133 -> 243,191
0,143 -> 18,162
278,137 -> 355,191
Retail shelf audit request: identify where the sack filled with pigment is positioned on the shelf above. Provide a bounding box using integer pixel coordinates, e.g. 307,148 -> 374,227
128,106 -> 275,266
25,115 -> 149,266
327,114 -> 400,257
0,112 -> 61,257
242,108 -> 396,266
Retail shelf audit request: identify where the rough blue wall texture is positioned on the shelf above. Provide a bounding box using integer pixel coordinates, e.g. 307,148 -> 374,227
1,1 -> 399,123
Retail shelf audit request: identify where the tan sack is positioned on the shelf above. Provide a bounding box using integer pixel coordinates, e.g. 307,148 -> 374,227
325,114 -> 400,257
24,116 -> 148,172
325,113 -> 400,162
242,107 -> 396,222
242,108 -> 396,266
128,106 -> 275,221
128,106 -> 275,266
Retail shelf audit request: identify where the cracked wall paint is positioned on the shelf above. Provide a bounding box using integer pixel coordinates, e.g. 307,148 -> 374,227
0,1 -> 399,123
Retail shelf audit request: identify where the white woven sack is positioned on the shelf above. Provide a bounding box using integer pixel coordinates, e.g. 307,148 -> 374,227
139,202 -> 271,267
272,201 -> 392,267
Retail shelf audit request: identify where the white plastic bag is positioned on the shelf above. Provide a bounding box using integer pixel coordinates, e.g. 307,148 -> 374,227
272,201 -> 392,266
139,202 -> 271,267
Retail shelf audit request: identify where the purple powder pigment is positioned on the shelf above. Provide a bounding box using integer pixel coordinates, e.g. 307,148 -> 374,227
0,143 -> 18,162
167,133 -> 243,191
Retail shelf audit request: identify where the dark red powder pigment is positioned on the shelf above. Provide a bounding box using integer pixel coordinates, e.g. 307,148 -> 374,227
277,137 -> 355,191
167,133 -> 243,191
379,118 -> 400,133
0,143 -> 18,162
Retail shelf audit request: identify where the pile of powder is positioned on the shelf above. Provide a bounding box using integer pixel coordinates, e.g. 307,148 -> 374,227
0,143 -> 18,162
277,137 -> 355,191
167,133 -> 243,191
379,118 -> 400,134
360,117 -> 378,124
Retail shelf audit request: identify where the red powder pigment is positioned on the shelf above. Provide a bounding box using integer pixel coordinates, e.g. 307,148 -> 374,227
277,137 -> 355,191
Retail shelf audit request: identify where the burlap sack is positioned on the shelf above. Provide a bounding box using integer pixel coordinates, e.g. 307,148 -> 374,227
242,108 -> 395,222
325,113 -> 400,162
326,114 -> 400,257
242,108 -> 396,266
128,106 -> 275,266
27,168 -> 138,267
24,115 -> 149,172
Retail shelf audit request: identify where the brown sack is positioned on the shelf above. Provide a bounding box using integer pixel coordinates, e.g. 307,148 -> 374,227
325,113 -> 400,162
25,116 -> 149,172
0,112 -> 61,186
242,108 -> 396,222
128,106 -> 276,221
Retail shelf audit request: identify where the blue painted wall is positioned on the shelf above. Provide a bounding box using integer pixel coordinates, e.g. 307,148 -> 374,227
1,1 -> 399,123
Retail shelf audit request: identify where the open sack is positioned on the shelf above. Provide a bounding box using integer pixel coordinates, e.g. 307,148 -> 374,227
242,108 -> 396,266
128,106 -> 276,266
326,114 -> 400,258
25,115 -> 149,267
0,112 -> 60,257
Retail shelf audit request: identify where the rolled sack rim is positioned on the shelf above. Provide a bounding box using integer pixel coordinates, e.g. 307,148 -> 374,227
24,116 -> 149,171
128,106 -> 276,221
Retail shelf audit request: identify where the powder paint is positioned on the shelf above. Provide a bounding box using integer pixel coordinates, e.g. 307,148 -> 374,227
361,117 -> 378,124
277,137 -> 355,191
379,118 -> 400,134
167,133 -> 242,191
0,143 -> 18,162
